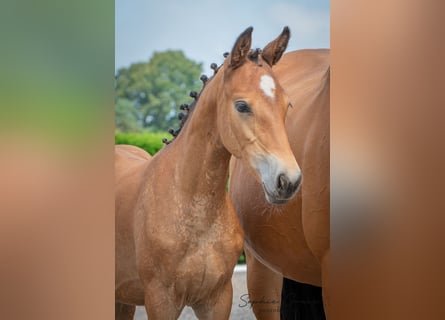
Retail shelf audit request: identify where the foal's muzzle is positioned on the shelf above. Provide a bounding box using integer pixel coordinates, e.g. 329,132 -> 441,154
251,154 -> 301,205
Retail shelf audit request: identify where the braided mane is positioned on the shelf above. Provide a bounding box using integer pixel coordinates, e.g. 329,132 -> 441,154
162,49 -> 265,145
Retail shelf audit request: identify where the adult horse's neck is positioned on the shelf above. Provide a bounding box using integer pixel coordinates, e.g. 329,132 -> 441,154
169,70 -> 230,205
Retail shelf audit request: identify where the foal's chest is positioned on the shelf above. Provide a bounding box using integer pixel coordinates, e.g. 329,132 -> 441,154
174,238 -> 236,303
147,198 -> 243,302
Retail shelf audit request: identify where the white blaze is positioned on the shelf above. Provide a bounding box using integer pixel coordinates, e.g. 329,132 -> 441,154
260,75 -> 276,98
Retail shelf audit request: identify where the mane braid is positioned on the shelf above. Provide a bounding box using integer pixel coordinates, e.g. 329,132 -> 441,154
162,59 -> 222,145
248,48 -> 263,66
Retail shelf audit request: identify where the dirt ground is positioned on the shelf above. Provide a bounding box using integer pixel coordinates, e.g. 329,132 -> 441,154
134,265 -> 256,319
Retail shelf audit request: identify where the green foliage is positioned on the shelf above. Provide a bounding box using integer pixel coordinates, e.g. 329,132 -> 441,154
115,50 -> 203,132
115,98 -> 141,132
238,251 -> 246,264
115,131 -> 168,156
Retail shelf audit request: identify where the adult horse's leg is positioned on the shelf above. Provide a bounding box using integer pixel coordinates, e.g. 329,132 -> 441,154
193,280 -> 233,320
115,302 -> 135,320
245,246 -> 282,320
280,278 -> 325,320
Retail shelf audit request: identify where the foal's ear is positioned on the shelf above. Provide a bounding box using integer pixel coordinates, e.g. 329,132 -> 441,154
262,26 -> 290,66
230,27 -> 253,69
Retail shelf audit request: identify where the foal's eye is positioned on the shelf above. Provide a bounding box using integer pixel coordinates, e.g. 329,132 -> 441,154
235,101 -> 252,113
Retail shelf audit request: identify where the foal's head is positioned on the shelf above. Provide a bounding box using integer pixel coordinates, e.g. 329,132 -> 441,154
218,27 -> 301,204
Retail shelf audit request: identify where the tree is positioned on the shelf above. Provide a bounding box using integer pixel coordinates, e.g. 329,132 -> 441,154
115,98 -> 141,132
115,50 -> 203,132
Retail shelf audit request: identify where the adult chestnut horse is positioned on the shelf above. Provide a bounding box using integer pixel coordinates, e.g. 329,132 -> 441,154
229,49 -> 330,319
115,27 -> 301,320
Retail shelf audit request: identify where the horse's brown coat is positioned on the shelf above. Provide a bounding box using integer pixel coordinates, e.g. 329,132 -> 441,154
229,49 -> 330,319
115,28 -> 300,320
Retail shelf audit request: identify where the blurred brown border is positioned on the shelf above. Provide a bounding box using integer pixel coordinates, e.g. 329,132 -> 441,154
331,0 -> 445,319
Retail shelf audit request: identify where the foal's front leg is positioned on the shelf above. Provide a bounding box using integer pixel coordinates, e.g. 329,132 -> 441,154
144,281 -> 183,320
192,280 -> 233,320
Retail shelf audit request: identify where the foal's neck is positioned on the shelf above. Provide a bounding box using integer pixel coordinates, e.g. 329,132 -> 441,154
173,75 -> 230,203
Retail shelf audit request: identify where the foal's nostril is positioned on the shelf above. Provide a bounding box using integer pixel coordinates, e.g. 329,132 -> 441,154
277,173 -> 289,192
277,173 -> 302,198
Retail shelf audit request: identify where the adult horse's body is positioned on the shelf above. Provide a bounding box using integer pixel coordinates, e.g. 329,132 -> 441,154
229,49 -> 330,319
115,27 -> 301,320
